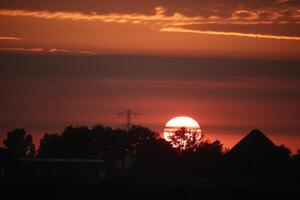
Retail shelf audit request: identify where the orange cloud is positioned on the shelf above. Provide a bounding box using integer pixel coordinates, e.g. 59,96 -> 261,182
1,6 -> 299,25
0,36 -> 21,40
0,47 -> 44,52
0,47 -> 96,54
49,48 -> 72,53
0,7 -> 300,41
160,27 -> 300,41
0,7 -> 201,27
49,48 -> 95,55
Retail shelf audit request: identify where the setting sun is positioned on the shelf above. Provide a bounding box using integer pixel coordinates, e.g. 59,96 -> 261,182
163,116 -> 201,142
1,1 -> 300,198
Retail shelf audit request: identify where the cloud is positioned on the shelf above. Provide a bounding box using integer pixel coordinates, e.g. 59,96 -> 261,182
0,47 -> 43,52
49,48 -> 96,55
0,0 -> 299,15
0,7 -> 200,26
277,0 -> 290,4
76,51 -> 96,55
0,6 -> 300,41
0,47 -> 96,54
49,48 -> 72,53
160,27 -> 300,41
1,54 -> 299,81
1,6 -> 299,25
0,36 -> 21,40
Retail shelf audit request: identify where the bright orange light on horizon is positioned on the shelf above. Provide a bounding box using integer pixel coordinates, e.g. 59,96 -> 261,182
163,116 -> 202,142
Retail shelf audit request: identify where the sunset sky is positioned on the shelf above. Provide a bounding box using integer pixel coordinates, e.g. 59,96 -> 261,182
0,0 -> 300,152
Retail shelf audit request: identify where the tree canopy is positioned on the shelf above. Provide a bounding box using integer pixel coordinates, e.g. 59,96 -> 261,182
169,127 -> 203,151
3,128 -> 36,158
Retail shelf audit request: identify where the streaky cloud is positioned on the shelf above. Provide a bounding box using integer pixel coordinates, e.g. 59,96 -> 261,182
0,47 -> 44,52
160,27 -> 300,41
0,47 -> 96,54
0,36 -> 21,40
1,8 -> 300,41
49,48 -> 96,55
0,8 -> 200,25
49,48 -> 72,53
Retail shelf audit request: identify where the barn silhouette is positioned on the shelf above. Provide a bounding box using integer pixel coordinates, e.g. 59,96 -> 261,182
225,129 -> 289,179
227,129 -> 278,158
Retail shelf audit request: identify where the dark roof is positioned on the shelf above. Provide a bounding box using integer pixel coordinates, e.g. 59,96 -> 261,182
227,129 -> 278,158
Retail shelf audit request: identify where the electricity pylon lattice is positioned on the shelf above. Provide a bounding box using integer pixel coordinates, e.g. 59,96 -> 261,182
116,109 -> 142,129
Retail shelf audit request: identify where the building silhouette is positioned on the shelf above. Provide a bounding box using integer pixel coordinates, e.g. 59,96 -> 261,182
227,129 -> 278,159
225,129 -> 289,179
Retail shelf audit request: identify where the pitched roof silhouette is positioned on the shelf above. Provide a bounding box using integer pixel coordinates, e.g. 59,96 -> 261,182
227,129 -> 278,159
225,130 -> 288,179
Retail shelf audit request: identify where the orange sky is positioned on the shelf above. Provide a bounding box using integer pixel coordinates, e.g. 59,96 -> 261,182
0,0 -> 300,59
0,55 -> 300,152
0,1 -> 300,152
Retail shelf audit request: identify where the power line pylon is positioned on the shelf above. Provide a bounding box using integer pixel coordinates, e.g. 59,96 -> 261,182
116,109 -> 142,129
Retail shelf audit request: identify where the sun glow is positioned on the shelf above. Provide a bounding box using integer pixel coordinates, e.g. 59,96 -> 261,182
163,116 -> 201,142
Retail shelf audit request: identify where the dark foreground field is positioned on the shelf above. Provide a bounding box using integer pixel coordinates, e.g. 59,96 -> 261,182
1,179 -> 300,199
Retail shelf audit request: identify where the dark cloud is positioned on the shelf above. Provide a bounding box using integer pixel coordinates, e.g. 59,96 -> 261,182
1,54 -> 300,80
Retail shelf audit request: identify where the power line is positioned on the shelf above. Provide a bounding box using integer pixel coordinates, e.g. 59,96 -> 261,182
116,109 -> 142,129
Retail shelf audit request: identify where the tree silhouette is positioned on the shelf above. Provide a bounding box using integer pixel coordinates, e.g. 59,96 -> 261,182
294,150 -> 300,179
276,144 -> 291,160
131,138 -> 177,177
37,124 -> 158,176
294,150 -> 300,160
195,139 -> 224,159
91,124 -> 114,159
91,125 -> 158,174
293,150 -> 300,170
25,135 -> 36,158
169,127 -> 202,151
126,125 -> 159,155
3,128 -> 36,158
61,126 -> 95,159
38,133 -> 63,158
110,125 -> 158,173
38,126 -> 95,159
178,139 -> 224,178
2,124 -> 299,182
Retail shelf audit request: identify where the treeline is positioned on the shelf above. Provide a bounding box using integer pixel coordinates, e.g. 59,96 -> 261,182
1,125 -> 300,180
1,125 -> 224,177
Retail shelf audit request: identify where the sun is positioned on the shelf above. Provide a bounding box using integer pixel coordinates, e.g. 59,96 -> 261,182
163,116 -> 201,142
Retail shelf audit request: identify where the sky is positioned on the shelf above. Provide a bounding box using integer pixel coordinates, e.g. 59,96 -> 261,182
0,0 -> 300,58
0,1 -> 300,152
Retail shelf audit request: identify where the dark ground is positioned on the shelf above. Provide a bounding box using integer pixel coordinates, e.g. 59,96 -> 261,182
1,179 -> 300,199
